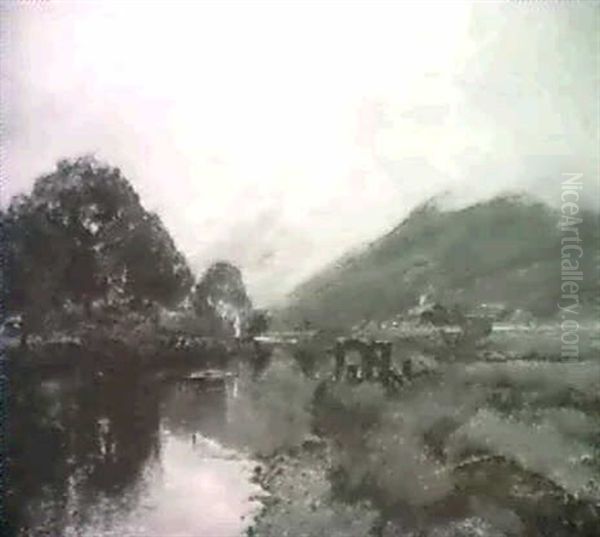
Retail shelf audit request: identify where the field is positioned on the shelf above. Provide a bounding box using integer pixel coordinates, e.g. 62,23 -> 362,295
238,323 -> 600,536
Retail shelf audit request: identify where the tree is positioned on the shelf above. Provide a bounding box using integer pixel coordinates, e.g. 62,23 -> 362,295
2,196 -> 76,341
192,261 -> 253,337
3,156 -> 193,340
247,309 -> 270,337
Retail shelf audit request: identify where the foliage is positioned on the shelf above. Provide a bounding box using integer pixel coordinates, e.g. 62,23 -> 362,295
231,351 -> 317,456
2,156 -> 193,337
461,360 -> 600,406
250,466 -> 378,537
192,261 -> 253,337
446,408 -> 599,500
317,380 -> 455,508
307,344 -> 600,533
247,309 -> 270,337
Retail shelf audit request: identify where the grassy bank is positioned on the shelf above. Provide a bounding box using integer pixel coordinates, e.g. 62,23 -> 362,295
234,344 -> 600,537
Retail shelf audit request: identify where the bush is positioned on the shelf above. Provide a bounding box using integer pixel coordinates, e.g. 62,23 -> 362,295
317,379 -> 455,507
249,453 -> 378,537
446,409 -> 599,500
231,351 -> 317,456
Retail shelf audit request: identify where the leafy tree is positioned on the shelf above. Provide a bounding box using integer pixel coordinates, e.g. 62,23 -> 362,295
192,261 -> 253,337
2,196 -> 77,341
2,156 -> 193,341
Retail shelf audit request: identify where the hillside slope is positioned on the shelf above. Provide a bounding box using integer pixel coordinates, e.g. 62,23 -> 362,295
281,194 -> 599,328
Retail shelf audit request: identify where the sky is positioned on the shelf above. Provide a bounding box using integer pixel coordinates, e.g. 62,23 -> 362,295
1,1 -> 598,305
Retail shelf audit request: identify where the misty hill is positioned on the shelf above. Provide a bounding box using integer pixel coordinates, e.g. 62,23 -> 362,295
281,194 -> 599,328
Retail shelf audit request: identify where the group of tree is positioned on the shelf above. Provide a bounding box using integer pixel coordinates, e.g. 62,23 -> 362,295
1,156 -> 267,343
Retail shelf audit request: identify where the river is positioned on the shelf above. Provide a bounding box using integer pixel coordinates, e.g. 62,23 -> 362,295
7,363 -> 263,537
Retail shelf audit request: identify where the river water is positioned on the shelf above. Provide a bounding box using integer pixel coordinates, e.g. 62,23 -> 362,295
8,366 -> 263,537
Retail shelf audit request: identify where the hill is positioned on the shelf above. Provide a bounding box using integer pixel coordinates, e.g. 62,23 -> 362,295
280,194 -> 599,328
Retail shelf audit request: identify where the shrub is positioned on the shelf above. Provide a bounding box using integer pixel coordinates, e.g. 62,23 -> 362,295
231,351 -> 317,456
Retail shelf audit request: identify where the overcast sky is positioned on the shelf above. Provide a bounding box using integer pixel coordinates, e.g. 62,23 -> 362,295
1,1 -> 598,305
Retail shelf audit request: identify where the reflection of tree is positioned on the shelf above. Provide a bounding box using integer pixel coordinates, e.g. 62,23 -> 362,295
6,358 -> 161,535
6,367 -> 70,536
64,369 -> 161,516
161,382 -> 227,441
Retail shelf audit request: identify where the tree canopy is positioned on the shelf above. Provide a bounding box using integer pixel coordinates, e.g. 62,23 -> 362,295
192,261 -> 253,337
2,156 -> 193,335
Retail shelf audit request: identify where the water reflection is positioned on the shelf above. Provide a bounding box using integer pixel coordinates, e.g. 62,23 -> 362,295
7,364 -> 260,537
161,375 -> 233,441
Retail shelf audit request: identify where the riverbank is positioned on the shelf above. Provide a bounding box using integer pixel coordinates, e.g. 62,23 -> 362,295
245,426 -> 599,537
247,434 -> 380,537
4,326 -> 270,380
232,346 -> 600,537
